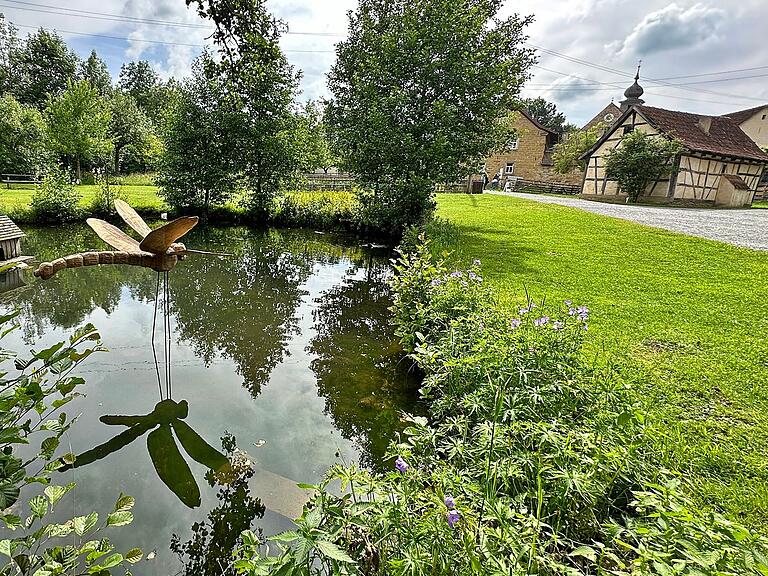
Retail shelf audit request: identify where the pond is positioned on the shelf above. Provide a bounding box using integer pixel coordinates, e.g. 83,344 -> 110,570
0,224 -> 419,575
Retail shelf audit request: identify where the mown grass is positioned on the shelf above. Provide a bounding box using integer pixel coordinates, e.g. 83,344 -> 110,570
0,184 -> 166,215
433,192 -> 768,529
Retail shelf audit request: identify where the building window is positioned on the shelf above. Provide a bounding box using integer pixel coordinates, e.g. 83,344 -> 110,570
504,163 -> 515,175
622,125 -> 634,135
763,114 -> 767,120
508,138 -> 519,151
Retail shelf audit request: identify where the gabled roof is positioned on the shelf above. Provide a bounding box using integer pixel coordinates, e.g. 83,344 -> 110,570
0,216 -> 24,242
723,104 -> 768,126
582,102 -> 621,131
518,109 -> 559,135
580,105 -> 768,163
640,105 -> 768,162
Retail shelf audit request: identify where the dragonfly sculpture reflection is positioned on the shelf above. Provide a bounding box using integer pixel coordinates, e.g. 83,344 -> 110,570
45,201 -> 235,508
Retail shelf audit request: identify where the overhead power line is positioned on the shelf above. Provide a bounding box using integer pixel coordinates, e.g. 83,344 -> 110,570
10,22 -> 337,53
0,0 -> 345,36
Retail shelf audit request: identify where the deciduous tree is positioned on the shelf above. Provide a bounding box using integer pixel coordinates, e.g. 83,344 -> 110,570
604,130 -> 683,202
12,28 -> 79,108
326,0 -> 535,234
293,101 -> 338,174
518,97 -> 568,133
108,92 -> 152,174
79,50 -> 112,96
552,124 -> 605,174
0,93 -> 52,174
186,0 -> 301,218
157,55 -> 242,215
45,79 -> 112,180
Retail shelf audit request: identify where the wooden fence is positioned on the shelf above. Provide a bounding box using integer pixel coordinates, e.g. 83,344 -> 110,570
508,178 -> 581,196
300,173 -> 356,191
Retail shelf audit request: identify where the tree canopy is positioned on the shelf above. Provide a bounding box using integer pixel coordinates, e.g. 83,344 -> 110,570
518,97 -> 569,133
326,0 -> 535,234
0,93 -> 51,174
552,123 -> 605,174
45,79 -> 112,179
79,50 -> 112,96
604,130 -> 683,202
186,0 -> 301,217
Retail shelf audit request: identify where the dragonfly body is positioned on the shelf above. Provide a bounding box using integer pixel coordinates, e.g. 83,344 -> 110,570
34,246 -> 184,279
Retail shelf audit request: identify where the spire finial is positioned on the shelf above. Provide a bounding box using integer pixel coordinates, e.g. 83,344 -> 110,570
635,60 -> 642,81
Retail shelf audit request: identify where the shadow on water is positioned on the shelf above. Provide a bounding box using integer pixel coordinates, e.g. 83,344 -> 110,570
0,223 -> 420,575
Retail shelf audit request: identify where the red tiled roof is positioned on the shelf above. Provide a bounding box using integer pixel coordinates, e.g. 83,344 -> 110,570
638,105 -> 768,162
519,109 -> 559,135
723,104 -> 768,126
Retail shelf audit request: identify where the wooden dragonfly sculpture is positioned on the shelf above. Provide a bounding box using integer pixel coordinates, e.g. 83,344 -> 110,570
34,200 -> 222,280
60,399 -> 231,508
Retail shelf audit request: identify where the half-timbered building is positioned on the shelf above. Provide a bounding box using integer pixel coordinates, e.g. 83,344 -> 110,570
579,105 -> 768,207
725,104 -> 768,149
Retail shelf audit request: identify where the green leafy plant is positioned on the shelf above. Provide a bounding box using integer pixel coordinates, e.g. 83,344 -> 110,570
604,130 -> 683,203
89,168 -> 126,217
30,166 -> 81,223
0,313 -> 141,575
553,123 -> 605,174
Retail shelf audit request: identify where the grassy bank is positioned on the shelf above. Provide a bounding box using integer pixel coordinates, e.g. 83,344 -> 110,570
0,184 -> 166,217
432,193 -> 768,528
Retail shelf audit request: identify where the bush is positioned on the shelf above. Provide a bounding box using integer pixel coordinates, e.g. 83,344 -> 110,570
235,237 -> 768,575
89,169 -> 126,218
355,180 -> 436,237
30,167 -> 81,223
271,190 -> 360,230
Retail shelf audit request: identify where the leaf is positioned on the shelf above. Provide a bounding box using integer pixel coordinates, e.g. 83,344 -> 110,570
70,324 -> 100,343
115,495 -> 135,512
147,424 -> 200,508
0,482 -> 20,509
29,495 -> 48,518
124,548 -> 142,564
1,514 -> 21,530
33,342 -> 65,362
98,552 -> 123,569
268,531 -> 300,544
74,512 -> 98,536
315,540 -> 353,563
0,540 -> 11,557
106,511 -> 133,527
570,545 -> 597,562
303,506 -> 322,530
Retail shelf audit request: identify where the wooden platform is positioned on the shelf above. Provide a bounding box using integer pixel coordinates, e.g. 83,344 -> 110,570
0,255 -> 35,268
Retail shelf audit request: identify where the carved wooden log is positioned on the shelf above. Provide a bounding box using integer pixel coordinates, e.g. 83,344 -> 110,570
34,251 -> 180,280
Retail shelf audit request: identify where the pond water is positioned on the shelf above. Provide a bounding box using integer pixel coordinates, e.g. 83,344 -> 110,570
0,224 -> 419,575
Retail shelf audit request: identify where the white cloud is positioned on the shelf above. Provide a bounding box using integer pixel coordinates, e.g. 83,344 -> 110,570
611,3 -> 725,56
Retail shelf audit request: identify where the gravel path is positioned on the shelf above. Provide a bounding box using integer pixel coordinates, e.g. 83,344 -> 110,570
492,191 -> 768,251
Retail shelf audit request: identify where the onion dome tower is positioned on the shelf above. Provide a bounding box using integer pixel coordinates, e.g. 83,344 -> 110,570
620,63 -> 645,111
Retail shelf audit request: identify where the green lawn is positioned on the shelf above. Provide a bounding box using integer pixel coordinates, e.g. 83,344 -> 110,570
0,184 -> 165,213
434,193 -> 768,528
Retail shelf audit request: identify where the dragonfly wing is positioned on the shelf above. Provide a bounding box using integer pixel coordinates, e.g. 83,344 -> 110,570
86,218 -> 145,254
114,199 -> 152,238
139,216 -> 199,255
172,420 -> 231,474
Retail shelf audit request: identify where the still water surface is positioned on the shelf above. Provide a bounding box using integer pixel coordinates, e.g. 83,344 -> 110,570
0,224 -> 418,575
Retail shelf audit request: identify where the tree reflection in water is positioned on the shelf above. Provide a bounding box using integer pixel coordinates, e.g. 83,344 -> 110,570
170,434 -> 265,576
308,250 -> 422,469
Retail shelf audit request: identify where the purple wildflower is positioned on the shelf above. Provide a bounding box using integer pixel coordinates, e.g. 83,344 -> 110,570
395,456 -> 409,473
534,316 -> 550,327
430,278 -> 442,287
510,318 -> 521,330
519,307 -> 529,315
472,259 -> 481,267
449,271 -> 463,279
564,299 -> 572,306
447,510 -> 461,528
577,306 -> 589,318
552,321 -> 564,331
444,495 -> 456,509
568,307 -> 577,316
582,324 -> 589,331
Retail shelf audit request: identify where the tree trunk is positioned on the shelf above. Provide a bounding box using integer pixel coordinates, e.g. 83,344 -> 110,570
76,157 -> 81,182
114,146 -> 122,175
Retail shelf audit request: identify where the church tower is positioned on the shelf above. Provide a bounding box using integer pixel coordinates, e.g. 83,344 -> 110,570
620,64 -> 645,111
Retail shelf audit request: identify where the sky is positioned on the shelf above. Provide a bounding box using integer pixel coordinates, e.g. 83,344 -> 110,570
1,0 -> 766,126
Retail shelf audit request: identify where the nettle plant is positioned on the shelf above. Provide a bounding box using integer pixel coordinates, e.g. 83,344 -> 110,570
0,311 -> 141,575
234,237 -> 768,575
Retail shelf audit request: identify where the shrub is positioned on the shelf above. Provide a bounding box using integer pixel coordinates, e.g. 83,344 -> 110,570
272,190 -> 359,231
89,169 -> 126,218
235,237 -> 768,575
30,167 -> 81,223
